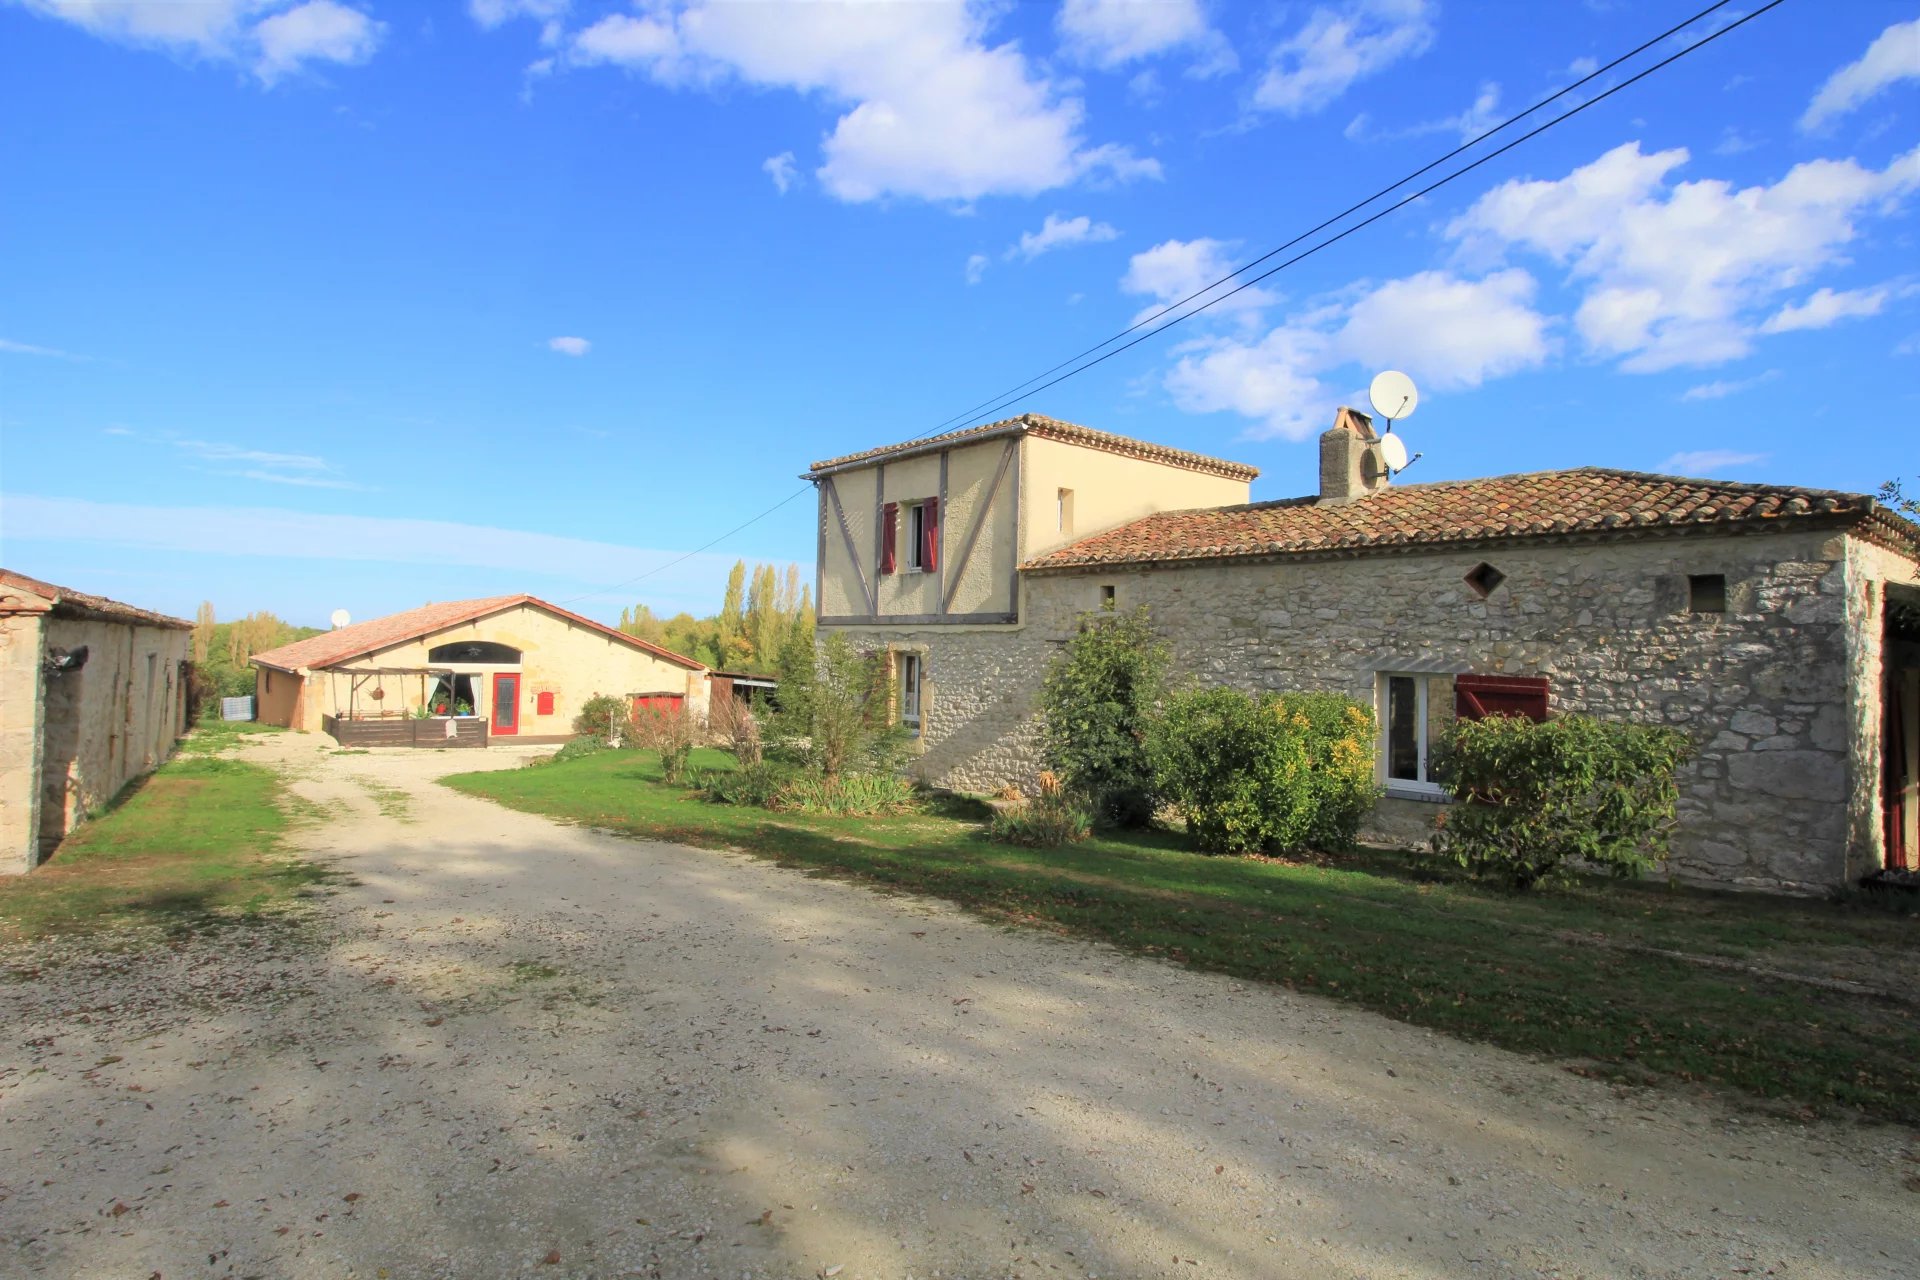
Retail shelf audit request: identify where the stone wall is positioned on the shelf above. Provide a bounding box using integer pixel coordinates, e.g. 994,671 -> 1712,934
38,616 -> 190,859
829,525 -> 1876,892
0,613 -> 47,875
1843,539 -> 1920,875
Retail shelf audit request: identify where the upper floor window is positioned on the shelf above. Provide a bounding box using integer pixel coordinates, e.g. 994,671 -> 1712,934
882,498 -> 940,575
905,502 -> 928,571
1058,487 -> 1075,534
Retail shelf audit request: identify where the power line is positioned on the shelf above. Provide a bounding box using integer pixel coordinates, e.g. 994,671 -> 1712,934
561,0 -> 1781,606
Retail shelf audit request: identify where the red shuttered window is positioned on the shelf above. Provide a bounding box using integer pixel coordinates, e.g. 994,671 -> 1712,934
880,502 -> 898,574
536,691 -> 555,716
1455,674 -> 1550,722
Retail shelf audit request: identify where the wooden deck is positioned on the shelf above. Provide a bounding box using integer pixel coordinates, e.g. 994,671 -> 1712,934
324,716 -> 490,748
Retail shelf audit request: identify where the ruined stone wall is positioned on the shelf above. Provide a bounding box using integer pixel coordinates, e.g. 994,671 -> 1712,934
0,613 -> 47,875
1843,538 -> 1920,876
831,525 -> 1869,892
38,617 -> 190,857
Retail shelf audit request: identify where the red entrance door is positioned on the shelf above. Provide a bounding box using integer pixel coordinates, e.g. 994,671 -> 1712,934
493,673 -> 520,736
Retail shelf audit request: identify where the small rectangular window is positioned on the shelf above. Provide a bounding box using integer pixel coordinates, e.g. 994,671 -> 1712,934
1100,584 -> 1116,610
1379,673 -> 1450,795
899,653 -> 922,734
1688,573 -> 1727,613
904,502 -> 926,571
1058,487 -> 1075,534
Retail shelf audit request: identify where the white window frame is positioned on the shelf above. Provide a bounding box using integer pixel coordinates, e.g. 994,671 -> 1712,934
902,501 -> 927,573
1377,672 -> 1446,798
899,653 -> 922,735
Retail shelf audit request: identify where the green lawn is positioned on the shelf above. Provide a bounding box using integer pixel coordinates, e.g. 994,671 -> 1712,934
447,748 -> 1920,1124
0,721 -> 335,942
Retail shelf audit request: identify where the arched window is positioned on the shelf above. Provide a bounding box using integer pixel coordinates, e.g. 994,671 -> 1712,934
427,641 -> 522,664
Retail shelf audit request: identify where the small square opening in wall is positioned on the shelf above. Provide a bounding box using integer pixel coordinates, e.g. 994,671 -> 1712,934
1100,584 -> 1117,610
1463,562 -> 1506,598
1689,573 -> 1728,613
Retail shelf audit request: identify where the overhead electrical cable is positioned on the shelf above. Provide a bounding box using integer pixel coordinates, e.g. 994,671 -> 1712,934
559,0 -> 1783,606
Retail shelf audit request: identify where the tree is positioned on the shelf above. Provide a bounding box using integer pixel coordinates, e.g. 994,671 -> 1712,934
767,632 -> 896,779
1038,608 -> 1171,827
192,602 -> 215,665
1882,478 -> 1917,518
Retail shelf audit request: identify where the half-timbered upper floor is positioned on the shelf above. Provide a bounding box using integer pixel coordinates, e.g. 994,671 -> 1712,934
805,414 -> 1257,627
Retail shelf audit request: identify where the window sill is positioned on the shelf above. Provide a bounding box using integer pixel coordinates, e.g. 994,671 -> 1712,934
1382,784 -> 1449,804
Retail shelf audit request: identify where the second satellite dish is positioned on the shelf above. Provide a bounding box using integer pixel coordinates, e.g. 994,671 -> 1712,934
330,609 -> 352,629
1369,370 -> 1419,423
1378,433 -> 1409,472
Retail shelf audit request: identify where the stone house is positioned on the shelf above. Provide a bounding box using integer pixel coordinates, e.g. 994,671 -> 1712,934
0,570 -> 194,875
251,594 -> 709,746
807,411 -> 1920,893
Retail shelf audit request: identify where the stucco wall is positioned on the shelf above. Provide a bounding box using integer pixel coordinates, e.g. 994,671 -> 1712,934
286,604 -> 706,738
0,613 -> 47,875
816,433 -> 1251,625
255,663 -> 304,729
829,525 -> 1874,893
1019,435 -> 1251,563
37,617 -> 190,858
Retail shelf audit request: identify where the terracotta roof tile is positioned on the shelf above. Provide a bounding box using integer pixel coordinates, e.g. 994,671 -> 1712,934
1022,468 -> 1916,572
807,412 -> 1259,481
0,568 -> 192,629
250,595 -> 706,673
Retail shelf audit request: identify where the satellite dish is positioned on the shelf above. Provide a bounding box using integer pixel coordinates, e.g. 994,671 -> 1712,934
1369,370 -> 1419,423
329,609 -> 351,629
1378,433 -> 1410,472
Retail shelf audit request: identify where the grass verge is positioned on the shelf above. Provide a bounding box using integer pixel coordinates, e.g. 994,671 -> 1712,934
0,724 -> 336,943
447,747 -> 1920,1125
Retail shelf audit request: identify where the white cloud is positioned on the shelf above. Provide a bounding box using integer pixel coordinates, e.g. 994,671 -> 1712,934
1,493 -> 767,600
0,337 -> 83,359
965,253 -> 990,285
16,0 -> 385,82
763,150 -> 798,194
253,1 -> 382,84
1801,17 -> 1920,132
1163,269 -> 1551,440
1012,212 -> 1120,261
1759,285 -> 1889,334
1055,0 -> 1233,75
1449,141 -> 1920,371
468,0 -> 568,30
1121,237 -> 1277,322
1253,0 -> 1434,116
1678,370 -> 1780,401
547,335 -> 591,356
1566,56 -> 1598,79
1658,449 -> 1770,474
106,428 -> 365,489
567,1 -> 1159,203
1347,81 -> 1501,145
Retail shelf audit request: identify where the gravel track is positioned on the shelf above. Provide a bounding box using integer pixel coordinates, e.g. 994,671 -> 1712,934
3,732 -> 1916,1279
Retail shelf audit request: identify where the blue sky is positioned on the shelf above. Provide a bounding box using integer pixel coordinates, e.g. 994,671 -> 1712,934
2,1 -> 1917,628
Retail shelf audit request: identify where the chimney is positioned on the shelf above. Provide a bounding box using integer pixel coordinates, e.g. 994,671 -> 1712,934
1318,406 -> 1388,504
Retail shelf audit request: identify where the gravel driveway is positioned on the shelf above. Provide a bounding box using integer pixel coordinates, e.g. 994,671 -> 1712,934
4,732 -> 1917,1279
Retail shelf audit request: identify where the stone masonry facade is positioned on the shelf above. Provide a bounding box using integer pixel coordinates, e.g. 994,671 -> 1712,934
840,524 -> 1885,893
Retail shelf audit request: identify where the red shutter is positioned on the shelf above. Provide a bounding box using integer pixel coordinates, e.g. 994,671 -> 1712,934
921,497 -> 940,571
880,502 -> 898,574
536,691 -> 555,716
1455,674 -> 1549,722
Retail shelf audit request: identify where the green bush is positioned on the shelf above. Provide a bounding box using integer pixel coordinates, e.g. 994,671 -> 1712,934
1152,687 -> 1313,854
765,633 -> 906,778
1039,608 -> 1171,828
574,694 -> 629,746
985,772 -> 1092,848
1276,691 -> 1379,852
549,736 -> 608,765
1431,714 -> 1693,890
700,760 -> 798,807
775,771 -> 919,817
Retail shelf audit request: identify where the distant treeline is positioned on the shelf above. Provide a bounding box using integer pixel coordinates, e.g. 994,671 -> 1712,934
191,605 -> 323,700
618,561 -> 813,673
